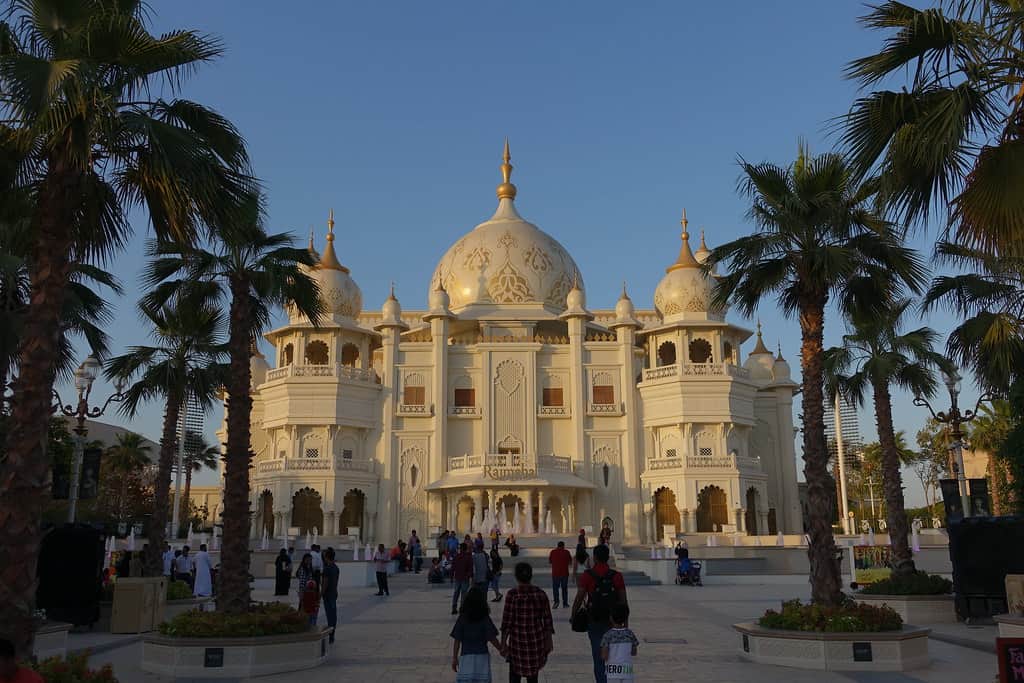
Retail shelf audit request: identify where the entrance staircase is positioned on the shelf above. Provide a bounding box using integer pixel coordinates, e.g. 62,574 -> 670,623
484,534 -> 661,586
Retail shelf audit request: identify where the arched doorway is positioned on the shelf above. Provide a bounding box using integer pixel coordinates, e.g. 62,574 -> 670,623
696,485 -> 728,532
546,496 -> 564,533
497,494 -> 524,531
745,487 -> 759,535
653,487 -> 681,540
291,487 -> 323,536
341,343 -> 360,367
339,488 -> 365,538
456,495 -> 475,534
258,489 -> 274,538
657,341 -> 676,366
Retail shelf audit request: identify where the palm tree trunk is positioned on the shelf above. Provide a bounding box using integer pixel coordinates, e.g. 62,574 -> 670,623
0,165 -> 78,656
218,277 -> 255,614
799,300 -> 843,606
146,393 -> 182,576
183,466 -> 193,522
872,383 -> 915,575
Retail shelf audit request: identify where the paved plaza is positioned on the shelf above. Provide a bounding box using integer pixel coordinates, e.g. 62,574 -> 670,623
83,572 -> 998,683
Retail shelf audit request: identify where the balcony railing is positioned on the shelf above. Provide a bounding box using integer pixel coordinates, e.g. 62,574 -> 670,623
446,453 -> 573,475
257,460 -> 285,473
263,363 -> 378,384
538,406 -> 567,416
397,403 -> 431,416
448,406 -> 479,417
256,457 -> 374,474
648,457 -> 681,470
338,458 -> 375,472
645,454 -> 751,471
537,454 -> 572,472
686,455 -> 735,469
642,363 -> 751,383
286,457 -> 332,471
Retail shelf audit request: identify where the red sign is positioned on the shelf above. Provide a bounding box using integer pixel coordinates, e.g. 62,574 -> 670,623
998,638 -> 1024,683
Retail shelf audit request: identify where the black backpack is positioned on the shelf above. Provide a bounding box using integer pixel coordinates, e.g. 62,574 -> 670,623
585,568 -> 618,622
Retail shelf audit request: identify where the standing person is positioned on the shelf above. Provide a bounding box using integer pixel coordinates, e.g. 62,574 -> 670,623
300,576 -> 319,626
451,542 -> 473,615
573,548 -> 592,585
192,544 -> 213,597
274,548 -> 292,596
548,541 -> 573,608
129,549 -> 143,577
372,543 -> 390,596
500,563 -> 554,683
310,543 -> 323,586
437,530 -> 448,559
576,529 -> 588,558
450,586 -> 503,683
321,548 -> 340,644
571,544 -> 628,683
174,546 -> 193,588
471,543 -> 490,593
504,533 -> 519,557
161,543 -> 174,578
489,525 -> 498,552
295,553 -> 315,610
487,547 -> 503,602
408,529 -> 420,557
412,536 -> 424,573
447,530 -> 459,558
601,604 -> 639,683
474,532 -> 485,552
0,638 -> 43,683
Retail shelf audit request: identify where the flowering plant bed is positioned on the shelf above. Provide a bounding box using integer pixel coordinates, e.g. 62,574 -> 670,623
158,602 -> 309,637
759,598 -> 903,632
32,652 -> 118,682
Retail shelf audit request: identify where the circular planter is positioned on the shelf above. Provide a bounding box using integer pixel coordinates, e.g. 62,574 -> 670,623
733,622 -> 930,672
995,614 -> 1024,637
33,621 -> 72,661
141,627 -> 330,678
856,594 -> 955,624
165,597 -> 214,620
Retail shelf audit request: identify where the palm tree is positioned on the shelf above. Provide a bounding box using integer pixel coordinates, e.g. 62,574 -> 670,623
141,218 -> 322,613
180,431 -> 221,520
104,433 -> 153,523
105,302 -> 226,576
0,0 -> 252,651
707,146 -> 928,605
968,400 -> 1019,514
825,302 -> 944,575
842,1 -> 1024,253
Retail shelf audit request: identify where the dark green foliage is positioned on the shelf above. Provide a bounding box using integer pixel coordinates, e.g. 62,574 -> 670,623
859,571 -> 952,596
158,602 -> 309,637
759,598 -> 903,632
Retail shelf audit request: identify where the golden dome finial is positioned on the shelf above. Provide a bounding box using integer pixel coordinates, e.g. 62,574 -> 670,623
327,208 -> 336,242
751,318 -> 771,354
388,281 -> 396,300
318,208 -> 348,272
621,280 -> 629,299
666,207 -> 699,272
496,138 -> 517,200
699,227 -> 708,250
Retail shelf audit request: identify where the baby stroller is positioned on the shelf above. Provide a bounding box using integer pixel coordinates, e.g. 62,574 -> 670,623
674,557 -> 702,586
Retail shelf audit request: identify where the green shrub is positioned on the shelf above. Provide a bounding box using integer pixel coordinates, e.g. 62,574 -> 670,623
859,571 -> 952,596
166,580 -> 192,601
158,602 -> 309,637
759,598 -> 903,632
32,651 -> 118,682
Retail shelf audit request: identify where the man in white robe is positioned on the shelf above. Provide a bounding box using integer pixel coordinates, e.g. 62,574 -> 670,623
161,544 -> 174,577
192,543 -> 214,597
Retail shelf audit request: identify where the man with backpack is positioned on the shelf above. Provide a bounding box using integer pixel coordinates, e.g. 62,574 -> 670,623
571,543 -> 627,683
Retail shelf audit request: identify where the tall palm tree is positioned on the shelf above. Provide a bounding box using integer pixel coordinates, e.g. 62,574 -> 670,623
968,400 -> 1019,514
104,433 -> 153,523
707,146 -> 927,605
141,218 -> 322,613
0,0 -> 252,652
842,1 -> 1024,253
105,302 -> 226,576
180,431 -> 221,519
825,301 -> 944,575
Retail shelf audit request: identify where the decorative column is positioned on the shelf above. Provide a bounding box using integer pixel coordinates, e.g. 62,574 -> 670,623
561,277 -> 592,521
473,490 -> 483,531
537,489 -> 546,532
680,508 -> 691,535
374,289 -> 408,545
758,508 -> 769,536
425,284 -> 453,514
736,507 -> 745,533
611,285 -> 643,542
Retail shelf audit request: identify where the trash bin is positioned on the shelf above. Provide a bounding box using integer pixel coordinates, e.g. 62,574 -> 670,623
110,577 -> 166,633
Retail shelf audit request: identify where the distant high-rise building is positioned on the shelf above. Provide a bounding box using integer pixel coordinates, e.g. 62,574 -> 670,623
825,395 -> 863,469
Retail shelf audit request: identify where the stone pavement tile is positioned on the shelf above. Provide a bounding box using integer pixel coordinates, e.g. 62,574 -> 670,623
88,578 -> 998,682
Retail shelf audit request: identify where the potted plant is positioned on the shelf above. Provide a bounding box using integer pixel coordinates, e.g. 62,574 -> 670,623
855,571 -> 955,624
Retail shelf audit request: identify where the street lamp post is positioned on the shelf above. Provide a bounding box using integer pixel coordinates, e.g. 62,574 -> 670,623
913,369 -> 989,519
52,355 -> 126,523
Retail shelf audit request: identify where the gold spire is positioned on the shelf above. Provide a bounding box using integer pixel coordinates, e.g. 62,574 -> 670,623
698,228 -> 709,251
666,208 -> 700,272
318,208 -> 349,273
496,138 -> 517,200
388,281 -> 397,300
751,319 -> 771,354
620,280 -> 630,300
776,340 -> 785,360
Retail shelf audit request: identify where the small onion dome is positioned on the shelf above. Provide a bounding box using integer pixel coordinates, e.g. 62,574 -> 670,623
297,209 -> 363,323
743,321 -> 776,381
425,280 -> 453,320
653,209 -> 723,322
250,344 -> 270,386
694,228 -> 711,264
377,283 -> 407,330
561,270 -> 591,319
772,341 -> 792,381
612,281 -> 640,328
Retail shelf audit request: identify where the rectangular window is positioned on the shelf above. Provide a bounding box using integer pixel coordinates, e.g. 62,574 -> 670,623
592,384 -> 615,405
542,387 -> 564,407
403,385 -> 425,406
497,446 -> 521,455
453,388 -> 475,407
699,447 -> 713,458
665,448 -> 678,459
342,449 -> 353,461
304,447 -> 320,459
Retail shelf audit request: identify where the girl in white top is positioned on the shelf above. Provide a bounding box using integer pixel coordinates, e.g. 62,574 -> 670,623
600,604 -> 639,682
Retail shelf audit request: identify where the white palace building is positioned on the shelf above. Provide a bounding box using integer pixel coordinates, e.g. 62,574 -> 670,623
220,144 -> 802,547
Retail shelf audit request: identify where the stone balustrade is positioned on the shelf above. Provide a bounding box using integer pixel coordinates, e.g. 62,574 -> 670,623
446,453 -> 572,474
262,363 -> 379,384
642,362 -> 751,382
255,457 -> 373,474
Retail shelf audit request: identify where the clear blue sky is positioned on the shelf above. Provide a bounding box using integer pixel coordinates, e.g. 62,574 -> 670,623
60,1 -> 977,502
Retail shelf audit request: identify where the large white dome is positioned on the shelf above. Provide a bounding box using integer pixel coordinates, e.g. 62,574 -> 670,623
431,143 -> 583,312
